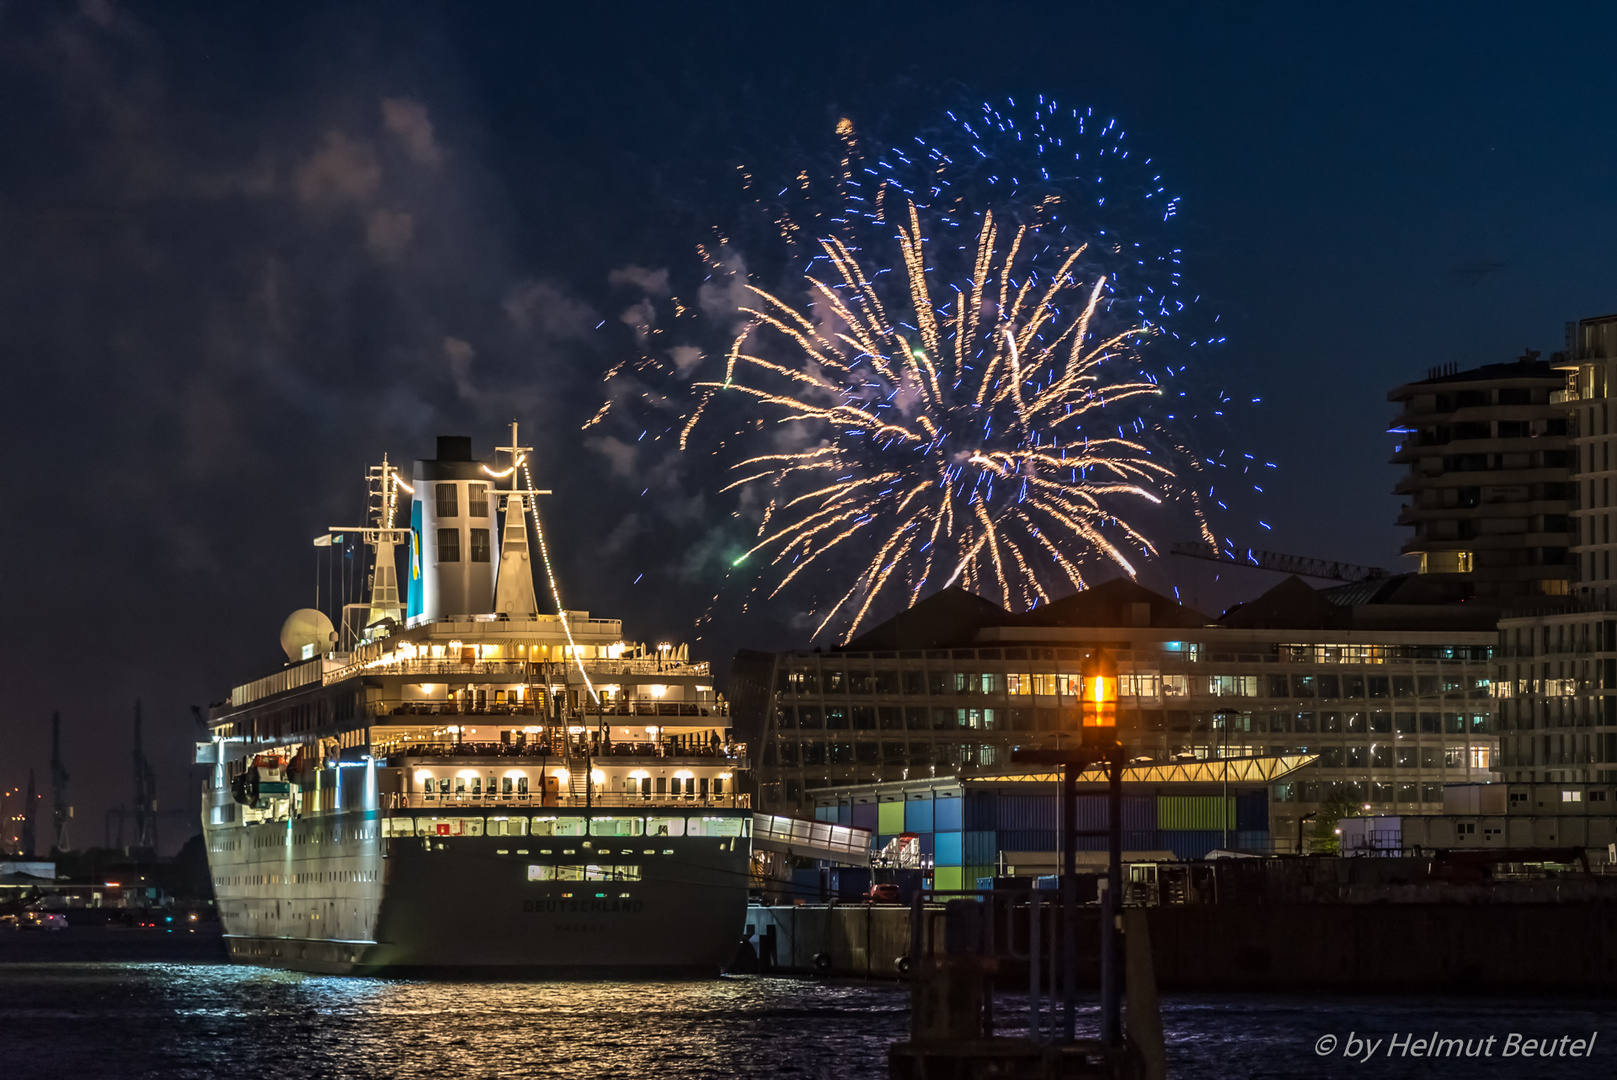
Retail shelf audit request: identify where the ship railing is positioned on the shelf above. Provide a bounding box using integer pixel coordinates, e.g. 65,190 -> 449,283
374,700 -> 729,719
383,792 -> 751,811
380,740 -> 747,764
332,657 -> 715,683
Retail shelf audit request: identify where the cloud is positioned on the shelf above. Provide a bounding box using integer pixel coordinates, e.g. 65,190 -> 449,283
608,264 -> 670,296
444,336 -> 477,399
381,97 -> 444,169
669,345 -> 704,378
619,298 -> 656,345
293,130 -> 381,203
698,250 -> 751,330
503,280 -> 598,338
366,207 -> 414,257
585,434 -> 638,477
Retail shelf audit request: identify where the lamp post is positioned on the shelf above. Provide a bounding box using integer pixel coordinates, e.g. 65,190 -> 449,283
1213,708 -> 1240,851
1012,649 -> 1123,1048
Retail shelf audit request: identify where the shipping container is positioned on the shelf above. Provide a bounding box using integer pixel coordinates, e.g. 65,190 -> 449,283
934,795 -> 963,832
904,797 -> 935,833
851,802 -> 879,831
933,866 -> 964,892
1157,796 -> 1233,831
1235,792 -> 1268,831
1122,830 -> 1158,853
996,794 -> 1058,831
998,829 -> 1058,854
814,805 -> 837,823
935,831 -> 963,866
878,800 -> 906,835
917,831 -> 935,856
1235,829 -> 1271,852
1123,795 -> 1156,830
965,864 -> 996,890
964,791 -> 997,830
1161,829 -> 1224,861
963,830 -> 998,866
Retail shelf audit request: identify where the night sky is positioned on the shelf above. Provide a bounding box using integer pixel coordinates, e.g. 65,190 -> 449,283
3,2 -> 1613,852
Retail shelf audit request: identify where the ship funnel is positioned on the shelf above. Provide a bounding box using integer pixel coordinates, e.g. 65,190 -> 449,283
406,435 -> 500,621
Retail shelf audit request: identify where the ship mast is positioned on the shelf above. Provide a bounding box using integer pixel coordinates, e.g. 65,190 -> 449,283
492,420 -> 542,619
322,454 -> 413,645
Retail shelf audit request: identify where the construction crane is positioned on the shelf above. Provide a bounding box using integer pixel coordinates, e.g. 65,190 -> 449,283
50,711 -> 70,853
1170,541 -> 1389,583
132,700 -> 158,852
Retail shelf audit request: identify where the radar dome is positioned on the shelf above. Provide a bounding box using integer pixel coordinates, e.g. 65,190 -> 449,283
280,609 -> 337,662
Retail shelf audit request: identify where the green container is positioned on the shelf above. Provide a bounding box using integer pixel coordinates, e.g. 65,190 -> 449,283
933,866 -> 964,893
878,800 -> 906,836
1157,796 -> 1234,830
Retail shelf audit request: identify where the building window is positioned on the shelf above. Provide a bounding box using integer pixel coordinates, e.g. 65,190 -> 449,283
437,528 -> 461,562
468,483 -> 488,517
436,483 -> 458,518
470,528 -> 491,562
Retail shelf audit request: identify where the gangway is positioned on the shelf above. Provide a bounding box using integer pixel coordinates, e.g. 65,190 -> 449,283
751,813 -> 872,867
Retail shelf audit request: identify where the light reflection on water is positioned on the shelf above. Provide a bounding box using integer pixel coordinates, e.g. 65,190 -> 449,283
0,964 -> 1610,1079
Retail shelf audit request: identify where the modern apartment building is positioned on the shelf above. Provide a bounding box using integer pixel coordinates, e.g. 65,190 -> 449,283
1497,313 -> 1617,784
1388,354 -> 1572,599
756,577 -> 1499,850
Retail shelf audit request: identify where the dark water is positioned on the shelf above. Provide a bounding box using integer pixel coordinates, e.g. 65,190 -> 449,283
0,964 -> 1612,1079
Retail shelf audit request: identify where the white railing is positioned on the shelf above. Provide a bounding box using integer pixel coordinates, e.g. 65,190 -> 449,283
384,792 -> 750,810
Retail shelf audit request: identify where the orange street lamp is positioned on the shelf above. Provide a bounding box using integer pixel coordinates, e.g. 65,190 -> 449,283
1080,652 -> 1118,729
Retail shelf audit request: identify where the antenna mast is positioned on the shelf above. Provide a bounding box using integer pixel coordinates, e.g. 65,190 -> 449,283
50,711 -> 70,852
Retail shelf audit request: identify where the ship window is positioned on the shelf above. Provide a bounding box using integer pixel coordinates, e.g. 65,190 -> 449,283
470,529 -> 492,563
437,483 -> 458,518
438,528 -> 461,562
487,816 -> 527,837
415,817 -> 483,837
590,816 -> 644,837
645,816 -> 685,837
468,483 -> 489,517
531,815 -> 587,837
687,816 -> 747,837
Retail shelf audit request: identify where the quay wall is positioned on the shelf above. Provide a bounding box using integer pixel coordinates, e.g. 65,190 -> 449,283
745,902 -> 1617,992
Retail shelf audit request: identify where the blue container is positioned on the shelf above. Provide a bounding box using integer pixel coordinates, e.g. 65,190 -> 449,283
1122,830 -> 1157,853
904,798 -> 934,833
1162,829 -> 1224,861
1236,792 -> 1268,831
1123,795 -> 1156,830
963,792 -> 997,830
851,802 -> 878,831
935,831 -> 963,866
1075,796 -> 1109,830
934,796 -> 963,832
832,868 -> 871,900
963,830 -> 997,866
918,832 -> 935,856
996,794 -> 1057,831
1236,829 -> 1271,852
998,829 -> 1057,854
789,867 -> 822,901
814,805 -> 837,823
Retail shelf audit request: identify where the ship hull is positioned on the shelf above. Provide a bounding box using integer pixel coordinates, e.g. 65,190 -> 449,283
205,809 -> 750,976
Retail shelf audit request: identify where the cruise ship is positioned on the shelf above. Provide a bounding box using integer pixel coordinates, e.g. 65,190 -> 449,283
197,430 -> 752,974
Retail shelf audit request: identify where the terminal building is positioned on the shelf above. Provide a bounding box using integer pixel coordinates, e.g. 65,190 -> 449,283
755,577 -> 1500,851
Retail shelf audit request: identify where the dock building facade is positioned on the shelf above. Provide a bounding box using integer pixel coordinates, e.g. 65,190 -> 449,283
754,578 -> 1500,851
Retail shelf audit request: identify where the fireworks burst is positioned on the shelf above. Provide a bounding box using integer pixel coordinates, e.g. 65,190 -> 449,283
701,196 -> 1208,642
595,97 -> 1253,640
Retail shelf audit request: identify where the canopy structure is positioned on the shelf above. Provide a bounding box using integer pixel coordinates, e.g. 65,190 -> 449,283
972,753 -> 1318,787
